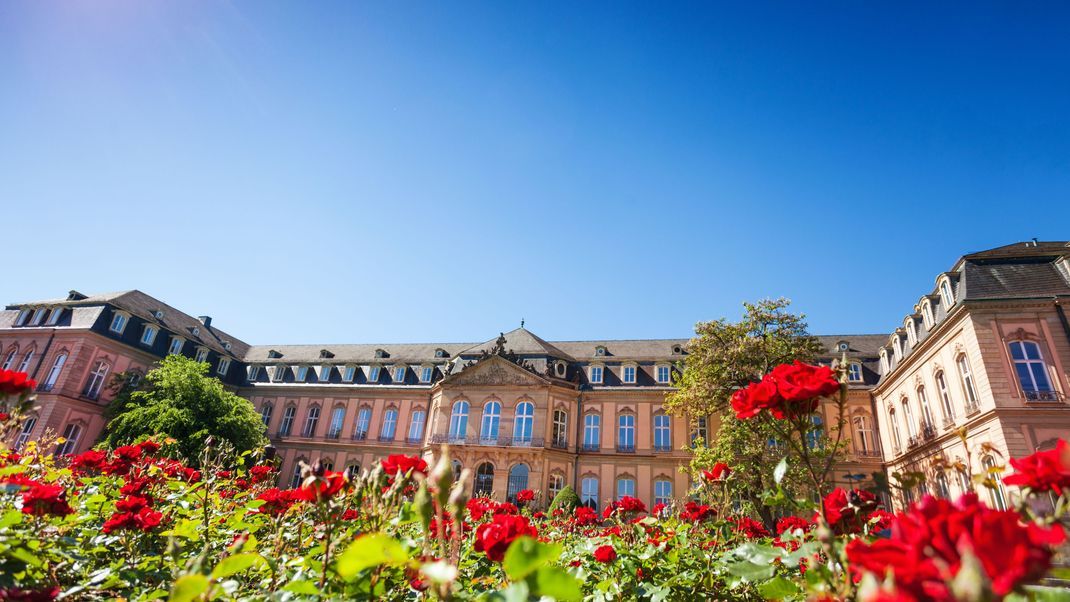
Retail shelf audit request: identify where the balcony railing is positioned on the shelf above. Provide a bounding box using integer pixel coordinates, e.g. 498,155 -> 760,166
856,449 -> 883,458
37,383 -> 55,393
1025,390 -> 1062,402
580,443 -> 600,452
550,439 -> 568,450
276,429 -> 293,438
405,436 -> 424,445
921,423 -> 937,441
653,444 -> 673,452
327,431 -> 341,440
428,434 -> 544,448
965,402 -> 981,416
378,435 -> 395,443
906,436 -> 919,449
352,431 -> 368,441
616,444 -> 636,453
942,417 -> 955,430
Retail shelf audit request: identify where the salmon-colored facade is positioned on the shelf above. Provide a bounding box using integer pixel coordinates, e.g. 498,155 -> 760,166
4,240 -> 1069,510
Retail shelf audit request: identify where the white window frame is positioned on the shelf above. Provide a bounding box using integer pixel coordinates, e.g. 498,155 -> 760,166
248,365 -> 261,381
853,415 -> 874,454
83,360 -> 109,400
880,350 -> 890,374
583,413 -> 600,449
408,410 -> 426,441
354,407 -> 372,439
901,397 -> 917,438
343,365 -> 356,382
30,308 -> 47,325
618,413 -> 635,448
43,353 -> 67,390
168,337 -> 185,355
449,401 -> 469,441
656,364 -> 671,384
552,409 -> 568,446
15,309 -> 31,326
380,408 -> 399,440
420,366 -> 433,383
14,416 -> 37,450
393,366 -> 406,383
480,400 -> 501,442
328,406 -> 345,438
140,325 -> 158,346
319,365 -> 332,381
1009,340 -> 1054,394
260,403 -> 273,426
46,307 -> 63,326
622,364 -> 637,384
56,423 -> 81,456
921,300 -> 935,328
888,408 -> 902,451
848,363 -> 863,382
589,365 -> 603,384
279,406 -> 296,435
940,278 -> 955,308
581,477 -> 599,506
513,401 -> 534,443
368,365 -> 381,382
109,312 -> 128,334
296,366 -> 309,382
906,320 -> 918,345
936,370 -> 955,420
654,479 -> 672,505
616,477 -> 636,500
216,357 -> 230,376
0,349 -> 15,371
653,413 -> 671,449
302,406 -> 321,438
195,347 -> 209,363
17,350 -> 34,373
957,355 -> 979,408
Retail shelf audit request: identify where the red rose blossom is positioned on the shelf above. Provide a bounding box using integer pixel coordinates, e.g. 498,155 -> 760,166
732,362 -> 840,420
473,514 -> 538,562
0,369 -> 36,397
516,489 -> 535,504
593,544 -> 617,563
20,483 -> 74,517
0,586 -> 60,601
380,454 -> 428,478
297,471 -> 347,503
775,515 -> 812,535
1004,439 -> 1070,495
702,462 -> 732,481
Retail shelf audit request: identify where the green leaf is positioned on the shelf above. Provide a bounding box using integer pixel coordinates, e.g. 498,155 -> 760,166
282,580 -> 321,595
0,510 -> 23,528
773,458 -> 788,485
336,533 -> 408,579
1021,586 -> 1070,602
758,576 -> 800,600
503,536 -> 561,581
726,560 -> 774,582
168,574 -> 209,602
529,566 -> 582,601
211,553 -> 264,579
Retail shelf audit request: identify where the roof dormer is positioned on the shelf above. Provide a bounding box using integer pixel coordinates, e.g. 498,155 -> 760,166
319,349 -> 335,359
268,349 -> 283,359
375,348 -> 388,359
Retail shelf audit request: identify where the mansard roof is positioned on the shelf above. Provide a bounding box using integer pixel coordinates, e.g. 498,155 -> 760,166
459,327 -> 576,361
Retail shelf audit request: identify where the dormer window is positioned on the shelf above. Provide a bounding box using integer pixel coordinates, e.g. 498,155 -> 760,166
168,337 -> 185,355
247,365 -> 260,381
848,363 -> 863,382
191,327 -> 200,336
906,320 -> 918,346
589,365 -> 604,384
46,308 -> 63,325
224,342 -> 232,351
319,349 -> 334,359
368,365 -> 381,382
672,344 -> 683,355
273,364 -> 286,382
880,350 -> 890,374
393,366 -> 407,382
595,346 -> 607,356
435,348 -> 446,358
939,278 -> 955,308
921,300 -> 935,328
14,309 -> 31,326
195,347 -> 209,363
140,325 -> 158,346
656,364 -> 671,384
109,312 -> 129,334
153,310 -> 164,320
296,366 -> 309,382
837,341 -> 849,352
375,349 -> 387,359
342,365 -> 356,382
893,336 -> 903,361
420,366 -> 433,383
622,365 -> 637,384
216,357 -> 230,376
30,308 -> 47,325
268,350 -> 283,359
319,365 -> 331,381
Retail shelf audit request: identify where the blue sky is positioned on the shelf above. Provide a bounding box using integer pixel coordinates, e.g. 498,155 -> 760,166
1,2 -> 1068,345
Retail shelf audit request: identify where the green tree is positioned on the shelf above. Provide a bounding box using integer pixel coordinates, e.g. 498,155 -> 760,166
665,298 -> 837,528
103,355 -> 267,464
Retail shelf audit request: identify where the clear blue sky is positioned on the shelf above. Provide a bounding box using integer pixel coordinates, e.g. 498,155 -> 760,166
2,2 -> 1068,345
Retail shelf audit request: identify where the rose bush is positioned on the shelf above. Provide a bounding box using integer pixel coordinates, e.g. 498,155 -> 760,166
0,365 -> 1068,601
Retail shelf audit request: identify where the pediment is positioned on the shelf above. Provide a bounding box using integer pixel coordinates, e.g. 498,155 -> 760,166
441,355 -> 549,387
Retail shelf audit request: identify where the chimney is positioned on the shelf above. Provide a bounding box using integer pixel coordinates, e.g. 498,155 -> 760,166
198,316 -> 212,327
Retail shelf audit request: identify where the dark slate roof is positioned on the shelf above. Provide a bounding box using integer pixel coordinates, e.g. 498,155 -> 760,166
961,240 -> 1070,262
459,328 -> 578,361
243,343 -> 473,364
814,334 -> 886,357
5,290 -> 249,358
961,259 -> 1070,300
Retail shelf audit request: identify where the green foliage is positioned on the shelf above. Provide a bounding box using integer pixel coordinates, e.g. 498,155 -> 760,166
102,355 -> 266,463
548,485 -> 580,514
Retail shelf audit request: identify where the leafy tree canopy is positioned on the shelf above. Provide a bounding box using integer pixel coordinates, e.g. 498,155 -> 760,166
103,355 -> 267,464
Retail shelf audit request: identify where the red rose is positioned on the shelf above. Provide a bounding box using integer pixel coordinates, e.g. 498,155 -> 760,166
254,488 -> 300,515
473,514 -> 538,562
249,465 -> 275,484
68,450 -> 108,473
381,454 -> 428,478
113,445 -> 143,463
847,493 -> 1065,599
0,412 -> 9,421
702,462 -> 732,481
137,440 -> 161,455
775,515 -> 812,535
115,496 -> 150,513
1004,439 -> 1070,495
20,483 -> 73,517
731,378 -> 782,420
0,586 -> 59,601
0,369 -> 36,397
768,361 -> 841,403
297,471 -> 347,503
680,501 -> 716,523
593,544 -> 617,563
573,506 -> 600,526
729,516 -> 771,539
817,487 -> 877,532
612,495 -> 647,515
466,497 -> 496,521
516,489 -> 535,504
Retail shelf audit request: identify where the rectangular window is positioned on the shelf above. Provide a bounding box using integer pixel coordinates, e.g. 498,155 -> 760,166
583,414 -> 600,450
17,351 -> 33,373
279,406 -> 296,436
290,464 -> 303,489
248,366 -> 261,381
273,365 -> 286,382
56,423 -> 81,456
217,358 -> 230,376
618,414 -> 635,451
46,308 -> 63,325
140,325 -> 158,346
656,365 -> 670,383
15,309 -> 31,326
195,348 -> 209,363
848,363 -> 863,382
617,478 -> 636,500
354,407 -> 371,440
0,350 -> 15,371
328,407 -> 345,438
653,414 -> 671,450
168,338 -> 184,355
14,417 -> 37,450
622,366 -> 636,383
421,366 -> 433,383
109,313 -> 127,333
394,366 -> 406,382
408,410 -> 426,442
380,409 -> 398,440
654,480 -> 672,506
343,366 -> 356,382
296,366 -> 309,381
581,477 -> 599,507
320,365 -> 332,381
368,366 -> 381,382
260,403 -> 273,426
30,308 -> 47,325
302,406 -> 321,438
692,416 -> 708,443
590,366 -> 603,383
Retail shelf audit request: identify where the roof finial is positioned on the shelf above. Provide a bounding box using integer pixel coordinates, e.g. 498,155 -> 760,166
521,318 -> 525,328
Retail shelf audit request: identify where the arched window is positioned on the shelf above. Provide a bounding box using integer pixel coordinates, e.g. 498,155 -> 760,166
917,386 -> 936,433
888,408 -> 902,451
449,401 -> 469,442
548,473 -> 565,500
934,472 -> 950,499
901,397 -> 917,439
956,468 -> 972,495
617,413 -> 636,452
935,371 -> 955,421
14,416 -> 37,451
513,402 -> 534,445
879,350 -> 890,374
321,459 -> 334,472
806,415 -> 824,450
474,462 -> 495,497
853,414 -> 874,454
260,402 -> 274,426
279,406 -> 296,436
480,401 -> 501,443
353,407 -> 371,440
507,464 -> 529,502
921,300 -> 935,328
1009,341 -> 1054,400
653,414 -> 672,451
407,410 -> 426,443
41,353 -> 67,392
82,360 -> 110,400
290,462 -> 304,489
982,456 -> 1007,510
906,320 -> 918,346
346,463 -> 362,479
616,476 -> 636,500
893,337 -> 904,361
302,406 -> 321,438
17,349 -> 34,373
327,406 -> 346,438
551,409 -> 568,448
583,414 -> 600,451
581,476 -> 599,510
654,479 -> 673,505
380,408 -> 398,441
940,279 -> 955,307
956,355 -> 979,410
452,460 -> 462,481
0,348 -> 14,371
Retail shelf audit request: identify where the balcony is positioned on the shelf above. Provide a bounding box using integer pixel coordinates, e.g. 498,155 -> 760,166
327,431 -> 341,440
37,383 -> 55,393
1024,390 -> 1062,402
856,449 -> 883,459
377,435 -> 395,443
653,444 -> 673,452
906,436 -> 920,449
580,443 -> 600,452
550,439 -> 568,450
616,444 -> 636,454
428,434 -> 544,448
942,417 -> 955,430
405,436 -> 424,445
964,402 -> 981,416
352,431 -> 368,442
921,423 -> 937,441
